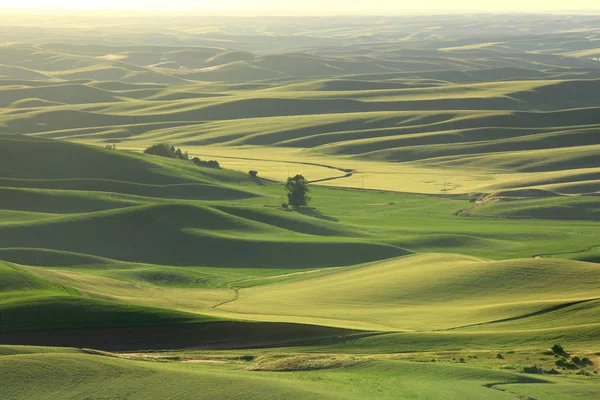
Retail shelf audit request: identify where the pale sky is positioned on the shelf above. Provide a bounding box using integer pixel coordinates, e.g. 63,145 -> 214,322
1,0 -> 599,13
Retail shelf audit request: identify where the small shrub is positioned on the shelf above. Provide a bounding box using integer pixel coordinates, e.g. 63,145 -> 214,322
556,358 -> 579,370
522,365 -> 543,374
577,370 -> 592,376
458,358 -> 465,363
580,357 -> 593,366
551,344 -> 566,355
570,356 -> 593,367
192,157 -> 220,169
249,170 -> 258,178
173,148 -> 189,160
522,365 -> 559,375
104,144 -> 116,150
282,203 -> 289,209
497,353 -> 504,360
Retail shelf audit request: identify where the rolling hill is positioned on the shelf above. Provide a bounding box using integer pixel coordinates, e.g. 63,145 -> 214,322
0,12 -> 599,400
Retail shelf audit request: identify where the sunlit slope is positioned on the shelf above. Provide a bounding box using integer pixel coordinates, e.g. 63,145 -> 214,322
2,351 -> 572,400
2,79 -> 598,134
216,254 -> 600,331
0,83 -> 121,107
3,37 -> 599,83
457,191 -> 600,221
1,68 -> 598,197
16,99 -> 596,195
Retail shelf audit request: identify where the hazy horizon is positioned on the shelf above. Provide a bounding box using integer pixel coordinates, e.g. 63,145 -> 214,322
1,0 -> 599,13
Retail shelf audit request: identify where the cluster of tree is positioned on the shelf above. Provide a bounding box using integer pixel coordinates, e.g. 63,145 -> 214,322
144,144 -> 221,169
144,144 -> 189,160
144,146 -> 311,206
104,144 -> 117,150
192,157 -> 220,169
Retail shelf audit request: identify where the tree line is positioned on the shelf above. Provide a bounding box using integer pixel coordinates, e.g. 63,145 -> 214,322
144,144 -> 220,169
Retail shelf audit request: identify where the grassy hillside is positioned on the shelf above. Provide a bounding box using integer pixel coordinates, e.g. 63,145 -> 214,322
0,352 -> 564,400
457,192 -> 600,221
1,13 -> 599,399
215,254 -> 600,331
0,260 -> 210,333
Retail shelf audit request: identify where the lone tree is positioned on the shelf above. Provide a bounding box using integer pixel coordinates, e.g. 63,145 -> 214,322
285,174 -> 310,207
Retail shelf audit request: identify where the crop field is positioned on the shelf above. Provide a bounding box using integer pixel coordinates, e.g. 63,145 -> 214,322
0,11 -> 599,399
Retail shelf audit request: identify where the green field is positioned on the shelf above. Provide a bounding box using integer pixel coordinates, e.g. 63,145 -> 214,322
0,11 -> 599,399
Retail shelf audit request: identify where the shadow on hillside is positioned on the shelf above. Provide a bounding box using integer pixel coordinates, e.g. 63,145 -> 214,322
0,322 -> 371,352
251,176 -> 269,186
297,207 -> 338,222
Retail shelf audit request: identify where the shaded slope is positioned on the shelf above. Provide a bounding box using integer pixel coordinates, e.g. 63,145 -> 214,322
0,295 -> 207,333
0,187 -> 135,214
0,179 -> 257,201
0,261 -> 210,334
0,321 -> 364,351
0,134 -> 184,183
0,204 -> 408,267
0,134 -> 258,200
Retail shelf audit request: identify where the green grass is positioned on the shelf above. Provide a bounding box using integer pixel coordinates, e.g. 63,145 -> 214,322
0,261 -> 65,295
214,254 -> 600,331
2,351 -> 598,400
1,16 -> 600,398
0,260 -> 212,333
458,195 -> 600,221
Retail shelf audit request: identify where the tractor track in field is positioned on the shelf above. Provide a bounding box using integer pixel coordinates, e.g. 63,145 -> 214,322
191,153 -> 355,184
211,268 -> 338,310
192,153 -> 353,174
210,286 -> 240,310
533,243 -> 600,259
483,381 -> 544,400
